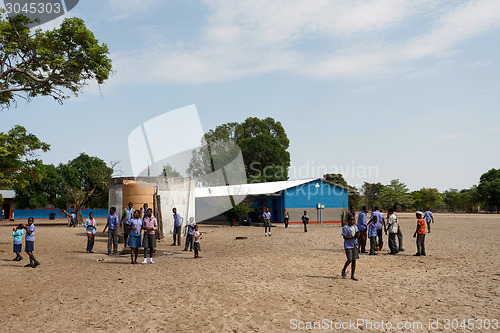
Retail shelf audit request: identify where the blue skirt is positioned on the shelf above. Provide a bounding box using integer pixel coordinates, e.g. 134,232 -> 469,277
13,243 -> 22,253
128,234 -> 141,248
25,241 -> 34,252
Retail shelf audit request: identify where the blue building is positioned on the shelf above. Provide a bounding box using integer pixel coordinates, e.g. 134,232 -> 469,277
195,178 -> 351,224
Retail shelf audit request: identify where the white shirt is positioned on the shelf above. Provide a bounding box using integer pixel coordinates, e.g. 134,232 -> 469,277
388,213 -> 399,233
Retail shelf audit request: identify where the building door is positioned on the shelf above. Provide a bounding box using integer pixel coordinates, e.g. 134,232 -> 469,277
2,203 -> 10,221
272,198 -> 278,222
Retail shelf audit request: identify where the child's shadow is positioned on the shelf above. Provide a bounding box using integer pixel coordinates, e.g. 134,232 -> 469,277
303,274 -> 343,280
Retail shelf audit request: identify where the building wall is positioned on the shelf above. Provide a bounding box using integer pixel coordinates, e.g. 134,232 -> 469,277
285,207 -> 344,224
284,180 -> 347,210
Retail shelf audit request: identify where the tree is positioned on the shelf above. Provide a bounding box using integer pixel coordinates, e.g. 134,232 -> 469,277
221,199 -> 253,227
188,117 -> 290,184
0,14 -> 112,108
161,163 -> 181,177
411,188 -> 442,210
477,168 -> 500,213
442,189 -> 460,212
378,179 -> 413,210
362,182 -> 383,208
14,153 -> 112,223
0,125 -> 50,203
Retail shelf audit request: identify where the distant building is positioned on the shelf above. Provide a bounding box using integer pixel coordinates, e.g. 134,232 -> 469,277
195,178 -> 352,224
0,190 -> 15,220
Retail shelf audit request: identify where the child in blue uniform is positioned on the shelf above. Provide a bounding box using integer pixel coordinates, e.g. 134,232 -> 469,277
24,217 -> 40,268
12,224 -> 24,261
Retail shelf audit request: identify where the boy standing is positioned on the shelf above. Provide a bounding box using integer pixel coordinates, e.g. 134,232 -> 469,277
172,208 -> 183,246
386,208 -> 399,255
24,217 -> 40,268
263,208 -> 272,236
103,207 -> 119,254
368,216 -> 378,255
121,202 -> 134,249
84,212 -> 97,253
357,206 -> 368,253
413,211 -> 426,256
184,217 -> 196,251
301,211 -> 309,233
341,215 -> 359,280
424,207 -> 434,233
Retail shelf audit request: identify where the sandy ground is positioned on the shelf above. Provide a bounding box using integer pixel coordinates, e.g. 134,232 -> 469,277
0,213 -> 499,332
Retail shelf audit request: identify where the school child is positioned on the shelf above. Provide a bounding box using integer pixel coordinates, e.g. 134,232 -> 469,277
386,208 -> 399,255
103,207 -> 119,254
301,211 -> 309,233
128,210 -> 143,264
424,207 -> 434,233
12,224 -> 24,261
24,217 -> 40,268
193,225 -> 202,259
263,208 -> 272,236
84,212 -> 97,253
184,217 -> 196,251
341,215 -> 359,281
413,211 -> 426,256
368,216 -> 378,255
142,208 -> 157,264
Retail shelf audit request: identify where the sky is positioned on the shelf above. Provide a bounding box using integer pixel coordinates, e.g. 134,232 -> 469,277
1,0 -> 499,191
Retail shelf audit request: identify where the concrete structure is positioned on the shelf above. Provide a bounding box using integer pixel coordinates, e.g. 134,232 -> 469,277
108,177 -> 195,237
195,178 -> 351,224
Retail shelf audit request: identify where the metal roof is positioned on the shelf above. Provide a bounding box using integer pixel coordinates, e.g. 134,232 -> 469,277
195,178 -> 353,198
0,190 -> 16,199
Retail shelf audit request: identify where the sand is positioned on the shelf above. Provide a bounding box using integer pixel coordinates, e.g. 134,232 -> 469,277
0,213 -> 499,332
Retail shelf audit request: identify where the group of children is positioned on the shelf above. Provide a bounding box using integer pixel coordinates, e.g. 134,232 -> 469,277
11,217 -> 40,268
80,205 -> 202,264
341,207 -> 434,281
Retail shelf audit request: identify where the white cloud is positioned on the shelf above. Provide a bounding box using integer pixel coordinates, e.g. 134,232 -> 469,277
110,0 -> 500,85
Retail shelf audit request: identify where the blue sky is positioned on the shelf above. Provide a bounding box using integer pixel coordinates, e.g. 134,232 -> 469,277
1,0 -> 499,191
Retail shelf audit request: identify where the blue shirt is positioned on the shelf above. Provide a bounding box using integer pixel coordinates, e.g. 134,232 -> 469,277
84,218 -> 96,235
187,221 -> 196,236
368,221 -> 378,238
357,211 -> 367,231
424,211 -> 433,222
26,224 -> 35,242
342,224 -> 359,249
129,218 -> 142,235
107,214 -> 119,230
173,213 -> 182,227
371,210 -> 384,229
12,229 -> 24,244
263,211 -> 271,220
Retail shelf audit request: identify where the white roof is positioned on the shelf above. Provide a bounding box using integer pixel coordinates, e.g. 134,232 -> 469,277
195,179 -> 318,198
0,190 -> 15,199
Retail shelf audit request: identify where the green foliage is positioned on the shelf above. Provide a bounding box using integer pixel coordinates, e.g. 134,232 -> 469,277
161,164 -> 181,177
188,117 -> 290,184
442,189 -> 460,212
0,125 -> 50,190
362,182 -> 383,208
411,188 -> 442,210
478,168 -> 500,212
378,179 -> 413,210
14,153 -> 112,219
221,199 -> 253,226
0,14 -> 112,108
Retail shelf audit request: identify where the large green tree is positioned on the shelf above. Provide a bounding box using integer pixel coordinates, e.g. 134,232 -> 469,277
188,117 -> 290,184
15,153 -> 112,223
0,125 -> 49,202
411,188 -> 442,210
378,179 -> 413,210
0,14 -> 112,108
477,168 -> 500,213
362,182 -> 384,208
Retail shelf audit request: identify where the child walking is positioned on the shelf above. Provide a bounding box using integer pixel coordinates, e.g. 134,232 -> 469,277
413,211 -> 426,256
84,212 -> 97,253
184,217 -> 196,251
24,217 -> 40,268
368,215 -> 378,255
341,215 -> 359,281
128,210 -> 143,264
193,225 -> 202,258
12,224 -> 24,261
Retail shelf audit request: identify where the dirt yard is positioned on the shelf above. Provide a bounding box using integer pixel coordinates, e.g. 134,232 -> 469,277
0,213 -> 499,332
